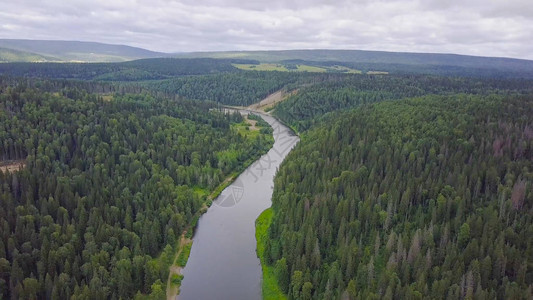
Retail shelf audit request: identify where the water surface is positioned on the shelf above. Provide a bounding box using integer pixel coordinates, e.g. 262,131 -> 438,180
179,114 -> 298,300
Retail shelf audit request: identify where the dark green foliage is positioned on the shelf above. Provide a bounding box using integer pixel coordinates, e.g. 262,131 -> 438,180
267,95 -> 533,299
0,58 -> 243,80
142,71 -> 318,106
0,79 -> 272,299
273,75 -> 533,131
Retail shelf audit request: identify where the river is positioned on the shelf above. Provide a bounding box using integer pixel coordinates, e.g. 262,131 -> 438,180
178,113 -> 299,300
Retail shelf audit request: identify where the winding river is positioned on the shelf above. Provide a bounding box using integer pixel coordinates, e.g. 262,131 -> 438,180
178,113 -> 299,300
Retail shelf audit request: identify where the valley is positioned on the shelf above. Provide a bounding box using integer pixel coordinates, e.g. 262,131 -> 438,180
0,47 -> 531,300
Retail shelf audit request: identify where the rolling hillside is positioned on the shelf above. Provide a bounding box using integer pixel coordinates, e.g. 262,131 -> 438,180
1,39 -> 532,77
0,47 -> 56,62
177,49 -> 533,78
0,39 -> 164,62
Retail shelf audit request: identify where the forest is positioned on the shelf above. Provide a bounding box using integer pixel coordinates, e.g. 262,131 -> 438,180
265,93 -> 533,298
1,56 -> 532,299
273,75 -> 533,131
0,78 -> 273,299
140,71 -> 323,107
0,58 -> 254,80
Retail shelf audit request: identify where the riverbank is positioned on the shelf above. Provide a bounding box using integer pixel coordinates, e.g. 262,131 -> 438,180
166,115 -> 274,299
178,113 -> 299,299
256,208 -> 287,300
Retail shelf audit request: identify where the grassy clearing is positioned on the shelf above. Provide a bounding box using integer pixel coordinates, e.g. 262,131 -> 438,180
233,63 -> 289,71
256,208 -> 287,300
232,116 -> 263,138
294,64 -> 327,72
233,63 -> 364,74
233,121 -> 260,138
234,63 -> 329,72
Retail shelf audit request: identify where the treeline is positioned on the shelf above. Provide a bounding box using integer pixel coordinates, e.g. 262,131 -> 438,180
273,75 -> 533,131
0,80 -> 272,299
0,58 -> 253,80
266,95 -> 533,299
142,71 -> 327,107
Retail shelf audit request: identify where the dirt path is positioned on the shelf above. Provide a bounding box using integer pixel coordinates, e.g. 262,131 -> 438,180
167,234 -> 192,300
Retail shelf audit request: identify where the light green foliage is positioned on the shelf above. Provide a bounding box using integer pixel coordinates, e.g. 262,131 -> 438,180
176,243 -> 192,267
458,223 -> 471,249
256,208 -> 287,300
170,274 -> 184,286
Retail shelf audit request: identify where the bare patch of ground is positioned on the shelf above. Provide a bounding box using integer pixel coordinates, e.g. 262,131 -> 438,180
0,160 -> 26,173
167,234 -> 192,300
248,89 -> 298,112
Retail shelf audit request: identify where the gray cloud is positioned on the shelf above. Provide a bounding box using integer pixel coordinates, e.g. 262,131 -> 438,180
0,0 -> 531,59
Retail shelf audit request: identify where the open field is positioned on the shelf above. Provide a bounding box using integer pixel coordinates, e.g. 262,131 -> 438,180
233,63 -> 290,71
293,64 -> 327,72
233,63 -> 364,74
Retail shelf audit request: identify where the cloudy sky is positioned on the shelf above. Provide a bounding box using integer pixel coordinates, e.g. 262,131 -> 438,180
1,0 -> 532,59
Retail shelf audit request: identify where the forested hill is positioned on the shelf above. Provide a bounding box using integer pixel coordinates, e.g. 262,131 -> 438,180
0,39 -> 164,62
0,48 -> 55,63
265,95 -> 533,299
273,75 -> 533,131
178,49 -> 533,78
0,79 -> 273,299
142,71 -> 322,107
0,58 -> 249,80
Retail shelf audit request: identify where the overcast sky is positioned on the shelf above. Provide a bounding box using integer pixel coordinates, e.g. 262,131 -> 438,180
1,0 -> 532,59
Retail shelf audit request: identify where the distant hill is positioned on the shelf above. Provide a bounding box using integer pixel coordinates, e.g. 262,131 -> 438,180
177,49 -> 533,78
0,39 -> 165,62
1,39 -> 532,77
0,47 -> 57,62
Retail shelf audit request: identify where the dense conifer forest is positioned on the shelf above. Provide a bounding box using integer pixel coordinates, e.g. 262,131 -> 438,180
141,71 -> 319,107
273,75 -> 533,131
0,58 -> 249,80
0,78 -> 272,299
266,93 -> 533,298
1,55 -> 533,299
